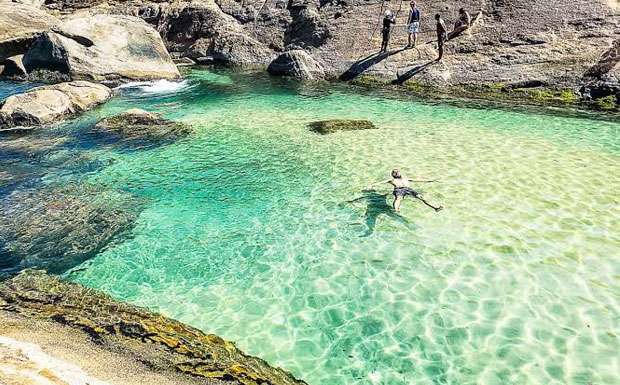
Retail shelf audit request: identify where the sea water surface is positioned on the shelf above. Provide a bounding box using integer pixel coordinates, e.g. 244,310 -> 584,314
1,69 -> 619,385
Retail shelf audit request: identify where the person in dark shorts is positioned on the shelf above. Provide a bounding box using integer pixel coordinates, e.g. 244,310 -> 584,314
368,169 -> 443,212
435,13 -> 447,61
407,1 -> 421,48
381,10 -> 396,53
454,8 -> 471,30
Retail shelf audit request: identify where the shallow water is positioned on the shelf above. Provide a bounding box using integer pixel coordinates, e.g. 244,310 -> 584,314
2,69 -> 619,385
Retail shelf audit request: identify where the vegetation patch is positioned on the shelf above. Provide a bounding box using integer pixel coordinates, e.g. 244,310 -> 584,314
594,95 -> 617,110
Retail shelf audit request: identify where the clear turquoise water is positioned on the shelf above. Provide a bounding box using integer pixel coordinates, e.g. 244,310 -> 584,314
3,69 -> 620,385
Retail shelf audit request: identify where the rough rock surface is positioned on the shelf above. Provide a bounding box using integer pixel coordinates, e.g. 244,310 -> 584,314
582,37 -> 620,101
158,0 -> 273,66
94,108 -> 193,144
308,119 -> 376,134
268,50 -> 325,80
0,81 -> 111,129
23,14 -> 180,81
0,1 -> 58,61
10,0 -> 617,99
0,186 -> 142,276
0,55 -> 27,78
0,270 -> 308,385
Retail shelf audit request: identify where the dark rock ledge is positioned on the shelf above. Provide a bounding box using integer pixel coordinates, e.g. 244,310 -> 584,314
0,270 -> 307,385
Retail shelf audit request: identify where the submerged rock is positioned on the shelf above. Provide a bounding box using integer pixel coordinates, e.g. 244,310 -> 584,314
308,119 -> 377,134
0,81 -> 111,129
0,270 -> 308,385
0,2 -> 58,61
23,14 -> 180,81
268,50 -> 325,80
94,109 -> 193,145
0,186 -> 142,275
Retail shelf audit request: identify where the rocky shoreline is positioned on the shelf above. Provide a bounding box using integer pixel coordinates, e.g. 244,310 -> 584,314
0,270 -> 307,385
1,0 -> 619,121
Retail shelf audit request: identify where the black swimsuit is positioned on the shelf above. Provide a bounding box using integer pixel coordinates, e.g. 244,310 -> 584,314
393,187 -> 420,198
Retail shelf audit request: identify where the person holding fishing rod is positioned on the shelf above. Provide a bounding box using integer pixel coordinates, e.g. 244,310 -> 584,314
367,169 -> 443,212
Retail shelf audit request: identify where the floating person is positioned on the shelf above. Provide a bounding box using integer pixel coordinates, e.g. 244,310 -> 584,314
347,190 -> 412,237
381,10 -> 397,53
367,169 -> 443,212
453,8 -> 471,31
407,1 -> 421,48
435,13 -> 448,61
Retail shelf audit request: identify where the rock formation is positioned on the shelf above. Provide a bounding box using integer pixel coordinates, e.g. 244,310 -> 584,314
0,55 -> 27,78
308,119 -> 376,134
0,1 -> 58,61
268,50 -> 325,80
158,0 -> 273,66
94,108 -> 193,145
0,270 -> 308,385
0,186 -> 143,276
23,14 -> 180,81
0,81 -> 111,129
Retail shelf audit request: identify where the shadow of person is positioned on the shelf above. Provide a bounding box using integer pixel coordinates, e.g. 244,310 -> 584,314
347,190 -> 411,237
392,60 -> 436,85
340,47 -> 408,81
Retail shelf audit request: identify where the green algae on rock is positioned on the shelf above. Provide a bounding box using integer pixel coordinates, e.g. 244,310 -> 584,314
0,270 -> 307,385
308,119 -> 377,134
94,108 -> 193,145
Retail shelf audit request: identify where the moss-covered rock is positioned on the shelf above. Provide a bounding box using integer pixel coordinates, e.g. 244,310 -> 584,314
594,95 -> 617,110
0,270 -> 307,385
308,119 -> 377,134
94,109 -> 192,145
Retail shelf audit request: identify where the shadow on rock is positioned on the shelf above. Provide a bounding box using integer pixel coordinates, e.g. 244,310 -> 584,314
347,190 -> 412,237
392,60 -> 436,85
0,185 -> 144,277
340,48 -> 407,81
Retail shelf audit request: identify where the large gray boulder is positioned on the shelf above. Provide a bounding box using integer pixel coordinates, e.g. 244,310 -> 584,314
158,0 -> 272,66
0,81 -> 111,129
267,50 -> 325,80
23,14 -> 181,81
0,2 -> 58,60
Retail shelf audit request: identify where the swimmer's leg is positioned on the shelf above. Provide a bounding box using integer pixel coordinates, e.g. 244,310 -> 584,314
393,195 -> 403,212
415,195 -> 443,212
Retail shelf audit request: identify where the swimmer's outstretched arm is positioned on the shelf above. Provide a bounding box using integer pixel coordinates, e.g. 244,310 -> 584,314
366,179 -> 392,189
408,179 -> 439,183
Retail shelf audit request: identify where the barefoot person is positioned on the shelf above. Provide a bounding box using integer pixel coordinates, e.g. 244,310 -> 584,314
435,13 -> 447,61
381,10 -> 396,53
368,169 -> 443,212
454,8 -> 471,30
407,1 -> 421,48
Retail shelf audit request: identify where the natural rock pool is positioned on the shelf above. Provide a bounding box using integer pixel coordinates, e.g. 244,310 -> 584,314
1,69 -> 619,385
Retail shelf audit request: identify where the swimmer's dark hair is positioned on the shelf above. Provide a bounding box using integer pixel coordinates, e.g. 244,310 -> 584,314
435,13 -> 441,20
391,169 -> 402,178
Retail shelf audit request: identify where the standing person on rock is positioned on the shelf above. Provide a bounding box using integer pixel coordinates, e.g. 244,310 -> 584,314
435,13 -> 448,61
407,1 -> 421,48
381,10 -> 397,53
